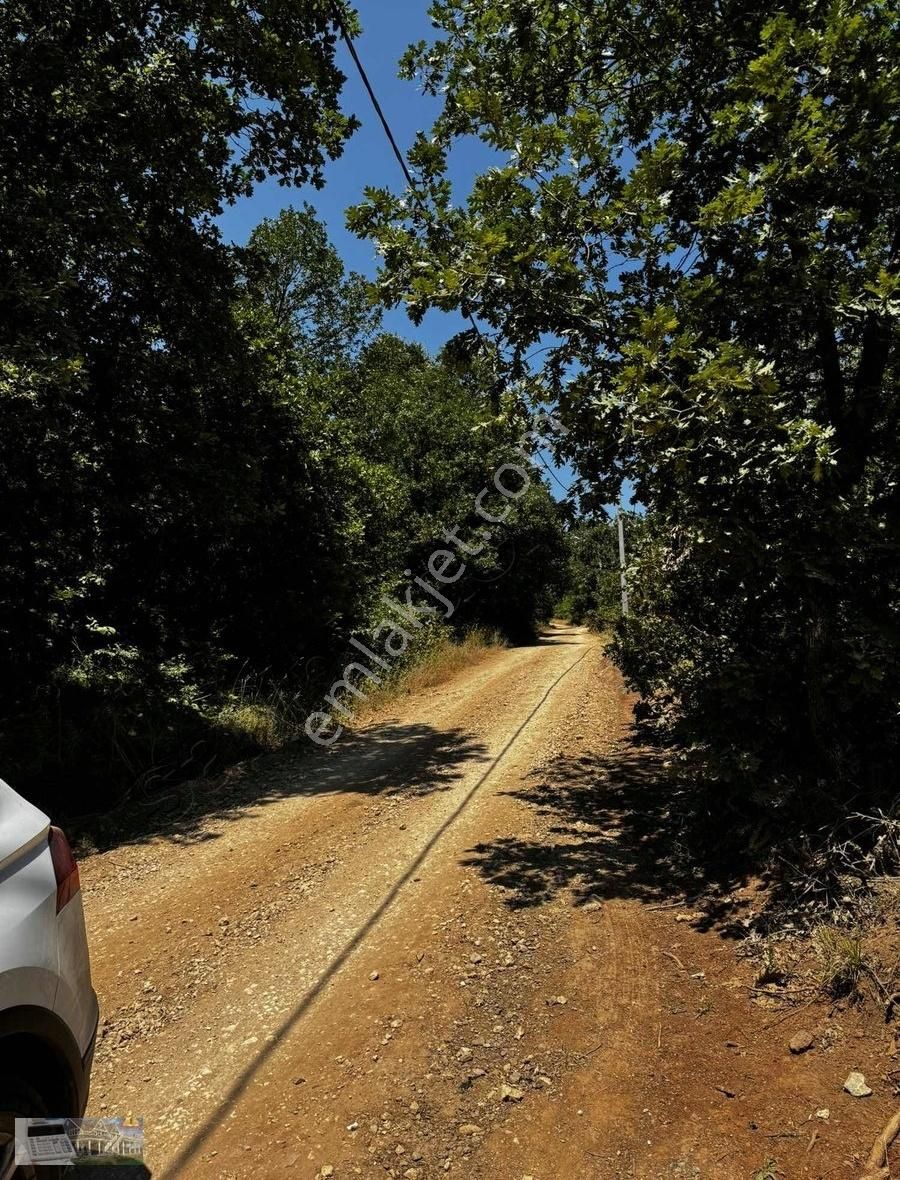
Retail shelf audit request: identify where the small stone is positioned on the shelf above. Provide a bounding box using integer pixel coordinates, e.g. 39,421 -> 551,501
501,1084 -> 525,1102
293,1076 -> 306,1085
844,1071 -> 873,1097
554,995 -> 567,1006
320,1168 -> 334,1179
816,1108 -> 830,1120
789,1031 -> 815,1054
470,953 -> 483,964
346,1122 -> 359,1132
369,971 -> 380,981
456,1047 -> 473,1062
458,1123 -> 483,1137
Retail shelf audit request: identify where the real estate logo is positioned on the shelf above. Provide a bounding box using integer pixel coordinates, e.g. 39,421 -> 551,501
15,1115 -> 145,1168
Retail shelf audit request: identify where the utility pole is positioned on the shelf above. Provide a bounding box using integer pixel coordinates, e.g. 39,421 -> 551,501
617,508 -> 629,617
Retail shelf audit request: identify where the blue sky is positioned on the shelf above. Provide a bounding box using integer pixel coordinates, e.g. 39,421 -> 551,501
217,1 -> 585,504
218,0 -> 497,353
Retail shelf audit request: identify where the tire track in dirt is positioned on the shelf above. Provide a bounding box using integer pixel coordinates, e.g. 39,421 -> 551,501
82,627 -> 892,1180
82,626 -> 607,1175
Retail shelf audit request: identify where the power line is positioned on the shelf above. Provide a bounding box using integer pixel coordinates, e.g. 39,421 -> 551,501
332,6 -> 416,191
333,7 -> 574,500
331,5 -> 486,344
536,450 -> 576,497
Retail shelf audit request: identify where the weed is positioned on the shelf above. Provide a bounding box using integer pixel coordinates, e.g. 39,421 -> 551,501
813,925 -> 868,997
218,702 -> 283,750
352,627 -> 505,719
751,1161 -> 777,1180
753,939 -> 790,988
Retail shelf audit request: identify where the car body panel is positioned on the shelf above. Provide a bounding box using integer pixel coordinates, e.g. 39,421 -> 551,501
54,892 -> 98,1057
0,781 -> 48,877
0,841 -> 59,1015
0,778 -> 98,1108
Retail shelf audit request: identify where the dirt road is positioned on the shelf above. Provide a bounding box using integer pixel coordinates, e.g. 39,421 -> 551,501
82,626 -> 892,1179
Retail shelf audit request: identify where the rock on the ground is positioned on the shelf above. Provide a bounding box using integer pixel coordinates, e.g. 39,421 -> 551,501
788,1030 -> 814,1054
844,1071 -> 873,1097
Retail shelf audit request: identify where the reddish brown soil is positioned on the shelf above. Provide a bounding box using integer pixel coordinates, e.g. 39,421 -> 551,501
81,625 -> 897,1179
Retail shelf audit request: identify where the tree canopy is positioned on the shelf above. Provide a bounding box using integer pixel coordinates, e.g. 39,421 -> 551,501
0,5 -> 566,814
350,0 -> 900,810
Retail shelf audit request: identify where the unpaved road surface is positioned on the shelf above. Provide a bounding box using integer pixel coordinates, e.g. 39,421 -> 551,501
83,626 -> 893,1178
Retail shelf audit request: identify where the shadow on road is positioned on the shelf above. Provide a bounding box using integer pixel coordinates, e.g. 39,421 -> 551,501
462,739 -> 751,933
154,646 -> 590,1178
68,624 -> 584,853
534,624 -> 589,647
76,722 -> 489,852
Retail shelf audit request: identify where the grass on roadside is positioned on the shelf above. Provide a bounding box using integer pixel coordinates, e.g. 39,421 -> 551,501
812,924 -> 869,998
44,624 -> 507,850
215,625 -> 506,746
350,626 -> 506,721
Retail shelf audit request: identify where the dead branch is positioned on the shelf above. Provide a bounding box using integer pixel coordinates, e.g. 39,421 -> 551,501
861,1107 -> 900,1180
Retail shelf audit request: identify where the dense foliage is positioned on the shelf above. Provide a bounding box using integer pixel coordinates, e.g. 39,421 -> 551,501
558,515 -> 642,631
0,6 -> 564,814
351,0 -> 900,817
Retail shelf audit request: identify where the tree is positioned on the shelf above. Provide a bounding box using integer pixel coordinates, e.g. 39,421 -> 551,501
244,205 -> 381,362
0,2 -> 360,806
326,332 -> 568,641
560,516 -> 639,630
349,0 -> 900,810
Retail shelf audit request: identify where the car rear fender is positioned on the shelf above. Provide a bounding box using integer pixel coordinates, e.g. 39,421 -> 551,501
0,1005 -> 87,1115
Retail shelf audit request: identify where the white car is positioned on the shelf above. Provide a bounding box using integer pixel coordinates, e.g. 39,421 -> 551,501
0,780 -> 98,1178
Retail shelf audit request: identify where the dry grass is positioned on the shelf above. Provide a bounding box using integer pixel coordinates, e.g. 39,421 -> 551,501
214,628 -> 505,749
352,628 -> 506,721
813,924 -> 869,997
217,702 -> 285,750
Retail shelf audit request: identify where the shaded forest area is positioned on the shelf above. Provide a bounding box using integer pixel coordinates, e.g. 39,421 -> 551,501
0,5 -> 568,817
2,0 -> 900,899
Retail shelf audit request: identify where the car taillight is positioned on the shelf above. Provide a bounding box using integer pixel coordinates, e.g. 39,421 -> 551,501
49,826 -> 80,912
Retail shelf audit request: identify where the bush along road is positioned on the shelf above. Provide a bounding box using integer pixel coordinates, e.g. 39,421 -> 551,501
81,626 -> 896,1179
